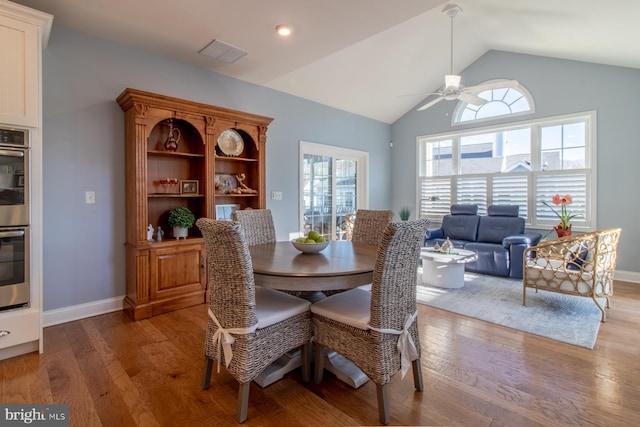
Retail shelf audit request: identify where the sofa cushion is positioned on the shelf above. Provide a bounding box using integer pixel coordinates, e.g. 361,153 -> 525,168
476,216 -> 525,244
442,214 -> 479,242
451,204 -> 478,215
463,242 -> 509,277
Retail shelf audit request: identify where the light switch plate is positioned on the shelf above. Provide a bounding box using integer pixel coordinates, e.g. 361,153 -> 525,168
85,191 -> 95,204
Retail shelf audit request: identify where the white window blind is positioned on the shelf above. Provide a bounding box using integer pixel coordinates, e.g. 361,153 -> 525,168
417,111 -> 595,230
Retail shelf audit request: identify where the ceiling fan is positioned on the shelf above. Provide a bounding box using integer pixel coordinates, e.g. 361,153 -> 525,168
416,4 -> 518,111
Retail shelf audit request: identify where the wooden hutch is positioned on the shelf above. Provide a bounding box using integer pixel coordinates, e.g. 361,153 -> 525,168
117,89 -> 272,320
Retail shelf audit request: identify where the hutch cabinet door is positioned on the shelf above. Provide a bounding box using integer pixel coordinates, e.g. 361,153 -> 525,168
149,243 -> 205,302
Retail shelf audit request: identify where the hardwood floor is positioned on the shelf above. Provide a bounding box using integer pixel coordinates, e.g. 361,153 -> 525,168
2,280 -> 639,426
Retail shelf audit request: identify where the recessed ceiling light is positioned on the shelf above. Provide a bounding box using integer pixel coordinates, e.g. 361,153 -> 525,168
275,24 -> 292,36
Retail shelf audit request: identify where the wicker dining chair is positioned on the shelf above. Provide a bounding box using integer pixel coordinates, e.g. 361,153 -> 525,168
351,209 -> 393,246
196,218 -> 312,423
231,208 -> 276,246
311,218 -> 431,425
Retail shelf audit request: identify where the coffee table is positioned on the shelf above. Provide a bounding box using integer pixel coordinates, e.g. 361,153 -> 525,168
420,248 -> 478,288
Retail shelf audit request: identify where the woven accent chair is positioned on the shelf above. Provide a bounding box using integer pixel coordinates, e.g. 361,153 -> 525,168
196,218 -> 312,423
311,218 -> 431,425
523,227 -> 621,322
351,209 -> 394,246
230,209 -> 276,246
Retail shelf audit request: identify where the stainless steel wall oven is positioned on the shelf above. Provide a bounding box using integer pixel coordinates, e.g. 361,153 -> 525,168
0,227 -> 28,310
0,127 -> 29,311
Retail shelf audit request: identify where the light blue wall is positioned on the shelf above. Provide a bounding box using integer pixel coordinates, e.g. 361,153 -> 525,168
391,50 -> 640,274
41,26 -> 391,311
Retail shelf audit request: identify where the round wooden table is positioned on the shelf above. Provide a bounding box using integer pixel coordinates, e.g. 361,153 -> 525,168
249,240 -> 378,291
249,239 -> 378,389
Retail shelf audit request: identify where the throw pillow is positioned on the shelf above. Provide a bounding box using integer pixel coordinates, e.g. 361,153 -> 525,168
565,241 -> 589,271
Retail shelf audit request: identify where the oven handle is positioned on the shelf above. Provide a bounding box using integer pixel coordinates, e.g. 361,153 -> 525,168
0,230 -> 24,238
0,149 -> 24,158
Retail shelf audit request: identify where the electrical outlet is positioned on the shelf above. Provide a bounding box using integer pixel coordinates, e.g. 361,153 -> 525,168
85,191 -> 95,204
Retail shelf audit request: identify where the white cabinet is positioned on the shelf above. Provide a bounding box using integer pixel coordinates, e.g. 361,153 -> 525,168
0,308 -> 40,358
0,1 -> 51,359
0,1 -> 51,127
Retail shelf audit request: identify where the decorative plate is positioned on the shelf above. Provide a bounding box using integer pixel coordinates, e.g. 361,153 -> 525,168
217,129 -> 244,156
215,174 -> 237,194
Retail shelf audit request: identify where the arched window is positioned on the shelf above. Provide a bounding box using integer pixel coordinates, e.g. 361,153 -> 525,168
453,80 -> 534,125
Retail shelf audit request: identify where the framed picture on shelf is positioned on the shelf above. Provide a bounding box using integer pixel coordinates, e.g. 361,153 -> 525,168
216,204 -> 240,221
180,180 -> 199,194
17,175 -> 24,187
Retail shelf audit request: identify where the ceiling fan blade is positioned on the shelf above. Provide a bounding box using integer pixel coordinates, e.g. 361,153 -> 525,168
457,93 -> 487,106
417,96 -> 445,111
397,91 -> 441,98
467,79 -> 519,92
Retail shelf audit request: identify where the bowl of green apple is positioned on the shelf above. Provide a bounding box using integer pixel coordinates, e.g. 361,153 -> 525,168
292,231 -> 330,253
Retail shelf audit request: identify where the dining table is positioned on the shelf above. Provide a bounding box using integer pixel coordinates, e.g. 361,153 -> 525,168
249,240 -> 378,291
248,240 -> 378,389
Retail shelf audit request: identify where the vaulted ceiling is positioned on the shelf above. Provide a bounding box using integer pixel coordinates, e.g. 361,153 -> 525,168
13,0 -> 640,124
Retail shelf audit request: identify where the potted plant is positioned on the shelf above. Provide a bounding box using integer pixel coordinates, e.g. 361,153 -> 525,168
167,206 -> 195,240
399,206 -> 410,221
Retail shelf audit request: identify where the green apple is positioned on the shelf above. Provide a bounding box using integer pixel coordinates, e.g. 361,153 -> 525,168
307,230 -> 320,241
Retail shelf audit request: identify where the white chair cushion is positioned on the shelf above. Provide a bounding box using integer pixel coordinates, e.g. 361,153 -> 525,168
255,287 -> 311,329
310,288 -> 371,330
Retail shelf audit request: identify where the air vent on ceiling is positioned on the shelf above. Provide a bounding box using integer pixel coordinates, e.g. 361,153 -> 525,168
199,39 -> 248,64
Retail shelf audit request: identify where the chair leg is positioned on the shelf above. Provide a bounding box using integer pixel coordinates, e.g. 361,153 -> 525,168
412,358 -> 424,391
237,382 -> 250,424
376,384 -> 390,425
314,344 -> 325,384
593,296 -> 607,322
202,357 -> 213,390
301,342 -> 311,383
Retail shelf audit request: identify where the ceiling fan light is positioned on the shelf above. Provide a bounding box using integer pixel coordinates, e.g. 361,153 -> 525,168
445,74 -> 461,90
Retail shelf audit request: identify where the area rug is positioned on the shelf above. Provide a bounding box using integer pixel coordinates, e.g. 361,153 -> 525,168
416,271 -> 603,349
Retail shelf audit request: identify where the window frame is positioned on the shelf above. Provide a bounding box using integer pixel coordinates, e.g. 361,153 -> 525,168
417,111 -> 597,231
299,141 -> 369,240
452,80 -> 535,126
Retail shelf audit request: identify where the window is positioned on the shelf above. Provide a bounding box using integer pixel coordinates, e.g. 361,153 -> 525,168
418,112 -> 596,230
453,80 -> 534,124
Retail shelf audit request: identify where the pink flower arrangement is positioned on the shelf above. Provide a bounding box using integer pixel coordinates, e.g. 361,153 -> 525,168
542,194 -> 582,230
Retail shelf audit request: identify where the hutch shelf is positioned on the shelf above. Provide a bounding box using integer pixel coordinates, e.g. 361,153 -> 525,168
117,88 -> 272,320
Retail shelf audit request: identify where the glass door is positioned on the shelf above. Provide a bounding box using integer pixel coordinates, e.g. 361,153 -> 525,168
299,142 -> 368,240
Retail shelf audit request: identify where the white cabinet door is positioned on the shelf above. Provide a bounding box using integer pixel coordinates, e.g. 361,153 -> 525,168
0,14 -> 39,127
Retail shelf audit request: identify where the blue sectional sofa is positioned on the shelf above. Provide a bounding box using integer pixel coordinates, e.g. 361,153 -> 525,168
424,204 -> 542,279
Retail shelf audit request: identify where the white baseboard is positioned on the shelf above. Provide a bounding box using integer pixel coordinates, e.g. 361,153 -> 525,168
614,269 -> 640,284
42,269 -> 639,327
43,296 -> 125,327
